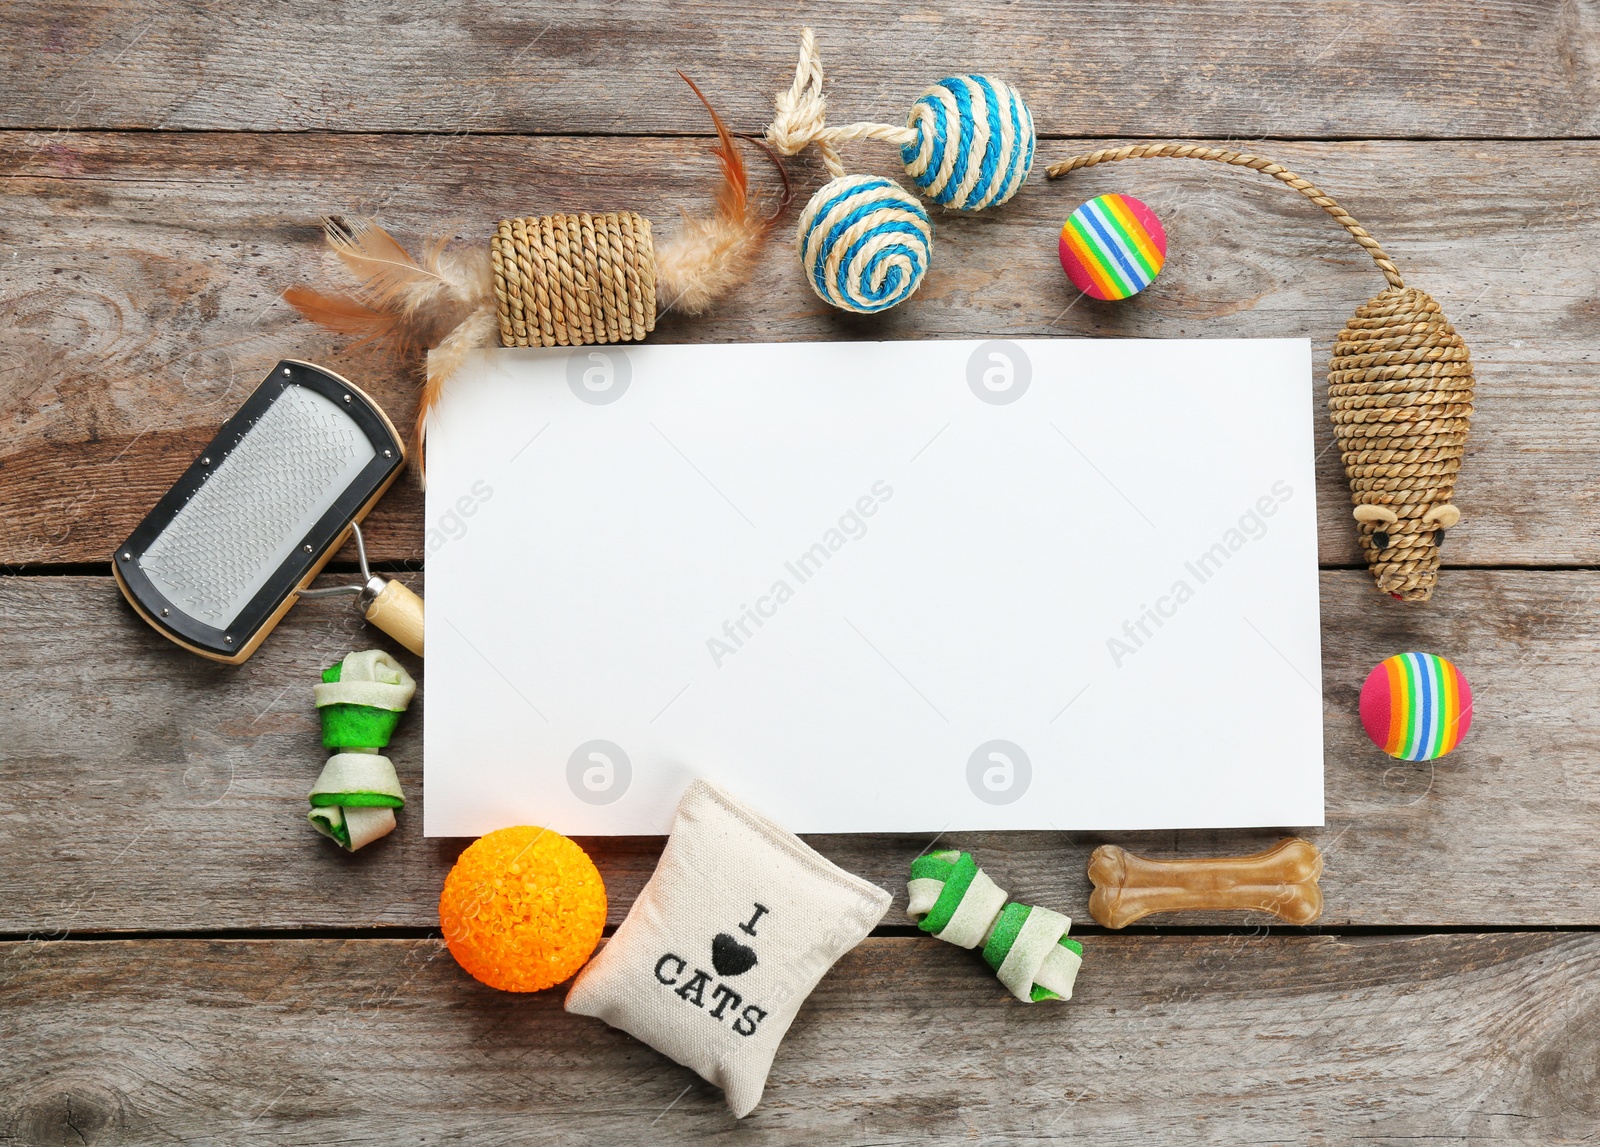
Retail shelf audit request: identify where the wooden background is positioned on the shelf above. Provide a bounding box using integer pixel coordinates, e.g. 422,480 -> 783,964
4,2 -> 1600,1142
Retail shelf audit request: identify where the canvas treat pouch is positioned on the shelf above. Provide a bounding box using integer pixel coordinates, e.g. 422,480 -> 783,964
565,779 -> 891,1118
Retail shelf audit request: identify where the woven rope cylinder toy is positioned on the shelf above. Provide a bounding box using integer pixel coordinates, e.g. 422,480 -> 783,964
490,211 -> 658,348
285,71 -> 784,465
1047,144 -> 1475,602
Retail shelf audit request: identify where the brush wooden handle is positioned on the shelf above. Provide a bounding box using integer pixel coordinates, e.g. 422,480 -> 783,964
365,580 -> 425,657
1087,839 -> 1323,928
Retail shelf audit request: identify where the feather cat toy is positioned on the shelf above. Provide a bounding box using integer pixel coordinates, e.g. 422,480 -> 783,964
285,74 -> 788,463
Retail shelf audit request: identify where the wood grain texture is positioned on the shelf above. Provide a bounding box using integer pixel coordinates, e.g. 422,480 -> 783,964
3,132 -> 1600,567
3,933 -> 1598,1144
3,1 -> 1599,138
3,4 -> 1592,1143
3,569 -> 1597,933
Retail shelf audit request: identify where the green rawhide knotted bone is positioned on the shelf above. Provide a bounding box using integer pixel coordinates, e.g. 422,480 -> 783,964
309,650 -> 416,851
907,850 -> 1083,1003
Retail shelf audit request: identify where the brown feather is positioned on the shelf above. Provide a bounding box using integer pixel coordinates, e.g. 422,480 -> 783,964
314,217 -> 488,354
280,285 -> 397,349
416,307 -> 497,477
323,217 -> 448,308
681,71 -> 751,227
288,222 -> 496,480
655,73 -> 786,315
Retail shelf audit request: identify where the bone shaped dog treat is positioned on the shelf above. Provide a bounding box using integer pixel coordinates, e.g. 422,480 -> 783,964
1087,839 -> 1323,929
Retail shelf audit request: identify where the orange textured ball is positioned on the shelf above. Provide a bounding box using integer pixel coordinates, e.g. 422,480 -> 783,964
439,825 -> 607,992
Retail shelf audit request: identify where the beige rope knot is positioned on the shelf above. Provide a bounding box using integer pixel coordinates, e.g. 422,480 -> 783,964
766,28 -> 830,158
765,26 -> 915,179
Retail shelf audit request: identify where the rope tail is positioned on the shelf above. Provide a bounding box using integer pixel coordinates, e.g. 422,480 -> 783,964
1046,144 -> 1405,289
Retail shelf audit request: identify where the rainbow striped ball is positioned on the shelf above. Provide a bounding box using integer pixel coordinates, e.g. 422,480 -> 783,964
1058,193 -> 1168,300
1360,652 -> 1473,761
797,174 -> 932,314
901,75 -> 1035,212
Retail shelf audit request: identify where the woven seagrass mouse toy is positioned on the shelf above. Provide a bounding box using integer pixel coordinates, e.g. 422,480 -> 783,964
1048,145 -> 1474,602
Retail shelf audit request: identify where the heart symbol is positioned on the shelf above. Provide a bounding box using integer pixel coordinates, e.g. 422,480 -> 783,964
711,932 -> 758,977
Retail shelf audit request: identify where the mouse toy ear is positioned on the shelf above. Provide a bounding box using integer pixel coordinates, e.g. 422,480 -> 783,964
1045,144 -> 1475,603
1422,504 -> 1462,529
284,75 -> 787,472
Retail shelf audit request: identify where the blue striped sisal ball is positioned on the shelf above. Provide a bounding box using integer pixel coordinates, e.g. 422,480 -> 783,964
902,75 -> 1036,211
796,174 -> 933,314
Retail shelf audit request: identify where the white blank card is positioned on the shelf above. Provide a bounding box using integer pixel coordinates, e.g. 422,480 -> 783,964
423,339 -> 1323,835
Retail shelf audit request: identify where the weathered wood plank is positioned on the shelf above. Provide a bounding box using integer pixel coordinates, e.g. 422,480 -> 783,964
2,569 -> 1597,932
3,1 -> 1598,138
3,133 -> 1598,567
2,933 -> 1595,1144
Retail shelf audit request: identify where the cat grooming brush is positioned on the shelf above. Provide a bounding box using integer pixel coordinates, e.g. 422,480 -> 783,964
113,360 -> 423,663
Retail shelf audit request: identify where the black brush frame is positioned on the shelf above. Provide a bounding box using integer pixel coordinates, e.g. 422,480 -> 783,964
113,360 -> 405,662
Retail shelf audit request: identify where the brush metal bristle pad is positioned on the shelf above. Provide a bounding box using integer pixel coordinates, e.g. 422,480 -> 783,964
114,361 -> 403,658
